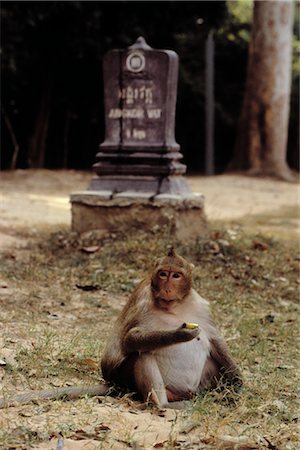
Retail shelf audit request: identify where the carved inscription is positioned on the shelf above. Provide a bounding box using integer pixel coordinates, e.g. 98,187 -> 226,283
108,73 -> 163,141
147,109 -> 162,119
125,129 -> 146,140
100,38 -> 180,148
119,86 -> 153,104
108,108 -> 162,120
109,108 -> 144,119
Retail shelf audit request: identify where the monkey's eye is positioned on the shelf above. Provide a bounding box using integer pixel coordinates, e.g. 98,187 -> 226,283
158,271 -> 168,279
172,272 -> 182,279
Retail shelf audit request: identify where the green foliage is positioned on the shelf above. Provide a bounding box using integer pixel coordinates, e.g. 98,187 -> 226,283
292,38 -> 300,77
228,0 -> 253,26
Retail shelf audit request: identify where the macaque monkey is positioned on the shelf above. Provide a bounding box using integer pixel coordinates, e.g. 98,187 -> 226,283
101,248 -> 242,407
0,249 -> 241,409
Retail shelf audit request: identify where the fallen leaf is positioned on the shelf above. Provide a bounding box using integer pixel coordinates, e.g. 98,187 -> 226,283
278,276 -> 289,283
0,367 -> 5,382
78,358 -> 99,371
209,241 -> 220,254
260,314 -> 275,324
153,441 -> 168,448
211,231 -> 221,240
18,410 -> 34,417
276,364 -> 294,370
80,246 -> 99,253
47,312 -> 60,320
253,240 -> 269,251
0,348 -> 17,366
75,284 -> 100,291
180,422 -> 198,434
262,437 -> 277,450
70,429 -> 104,441
94,423 -> 110,432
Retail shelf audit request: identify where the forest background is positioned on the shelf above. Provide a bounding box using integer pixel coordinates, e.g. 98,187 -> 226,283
1,0 -> 299,174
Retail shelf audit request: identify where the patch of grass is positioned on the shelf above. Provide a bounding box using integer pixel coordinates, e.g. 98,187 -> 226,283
0,426 -> 50,448
0,223 -> 299,448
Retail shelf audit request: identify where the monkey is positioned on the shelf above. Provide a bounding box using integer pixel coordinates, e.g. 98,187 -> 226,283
100,247 -> 242,407
0,248 -> 242,409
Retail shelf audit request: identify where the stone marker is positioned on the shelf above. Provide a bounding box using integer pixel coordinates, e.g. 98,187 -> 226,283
89,36 -> 190,195
70,38 -> 207,240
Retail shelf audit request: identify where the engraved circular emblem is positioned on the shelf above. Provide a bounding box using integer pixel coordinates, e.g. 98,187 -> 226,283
126,51 -> 145,72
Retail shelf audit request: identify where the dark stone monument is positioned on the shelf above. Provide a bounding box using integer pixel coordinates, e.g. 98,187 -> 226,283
70,38 -> 207,240
89,36 -> 190,195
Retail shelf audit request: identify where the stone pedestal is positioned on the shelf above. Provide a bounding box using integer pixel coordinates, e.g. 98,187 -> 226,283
70,191 -> 207,241
70,38 -> 207,240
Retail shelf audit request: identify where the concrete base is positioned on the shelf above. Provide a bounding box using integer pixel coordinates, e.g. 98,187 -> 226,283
70,191 -> 207,241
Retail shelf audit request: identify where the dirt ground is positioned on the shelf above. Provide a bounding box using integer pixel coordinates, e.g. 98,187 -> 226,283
0,169 -> 299,241
0,170 -> 299,450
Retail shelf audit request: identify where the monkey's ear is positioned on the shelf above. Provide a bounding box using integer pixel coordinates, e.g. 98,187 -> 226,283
167,247 -> 176,257
189,263 -> 195,271
154,257 -> 164,268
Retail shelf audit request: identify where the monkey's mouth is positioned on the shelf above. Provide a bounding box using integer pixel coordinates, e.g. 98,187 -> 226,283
156,297 -> 177,307
156,289 -> 178,301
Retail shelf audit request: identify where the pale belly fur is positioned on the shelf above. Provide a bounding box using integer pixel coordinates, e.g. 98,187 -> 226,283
153,331 -> 210,395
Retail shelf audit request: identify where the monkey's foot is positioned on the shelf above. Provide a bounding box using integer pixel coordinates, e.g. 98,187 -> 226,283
166,387 -> 193,402
145,388 -> 162,407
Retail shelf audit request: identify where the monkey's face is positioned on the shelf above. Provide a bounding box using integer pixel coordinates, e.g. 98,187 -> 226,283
151,250 -> 194,306
151,266 -> 192,304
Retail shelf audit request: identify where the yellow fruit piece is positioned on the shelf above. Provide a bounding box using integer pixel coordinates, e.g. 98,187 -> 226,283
185,322 -> 199,329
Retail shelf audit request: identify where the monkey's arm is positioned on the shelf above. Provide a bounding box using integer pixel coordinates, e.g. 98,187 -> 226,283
124,324 -> 199,353
210,336 -> 243,387
0,384 -> 109,408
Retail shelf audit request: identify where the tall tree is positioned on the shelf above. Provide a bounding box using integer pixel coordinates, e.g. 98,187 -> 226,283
231,0 -> 295,181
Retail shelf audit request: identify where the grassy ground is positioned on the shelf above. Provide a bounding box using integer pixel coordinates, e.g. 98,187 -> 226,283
0,222 -> 299,449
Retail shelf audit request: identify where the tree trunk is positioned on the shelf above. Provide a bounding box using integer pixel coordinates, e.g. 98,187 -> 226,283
1,104 -> 20,170
28,80 -> 51,168
231,0 -> 294,181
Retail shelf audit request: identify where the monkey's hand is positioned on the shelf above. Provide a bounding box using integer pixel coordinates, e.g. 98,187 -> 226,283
175,323 -> 200,342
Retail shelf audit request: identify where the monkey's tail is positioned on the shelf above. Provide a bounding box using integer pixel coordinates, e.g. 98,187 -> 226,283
0,384 -> 109,408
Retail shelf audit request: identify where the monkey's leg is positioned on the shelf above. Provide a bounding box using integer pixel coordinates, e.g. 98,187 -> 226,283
209,337 -> 243,388
134,353 -> 168,407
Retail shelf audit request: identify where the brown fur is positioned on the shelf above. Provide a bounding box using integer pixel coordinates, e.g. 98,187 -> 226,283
101,249 -> 242,406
